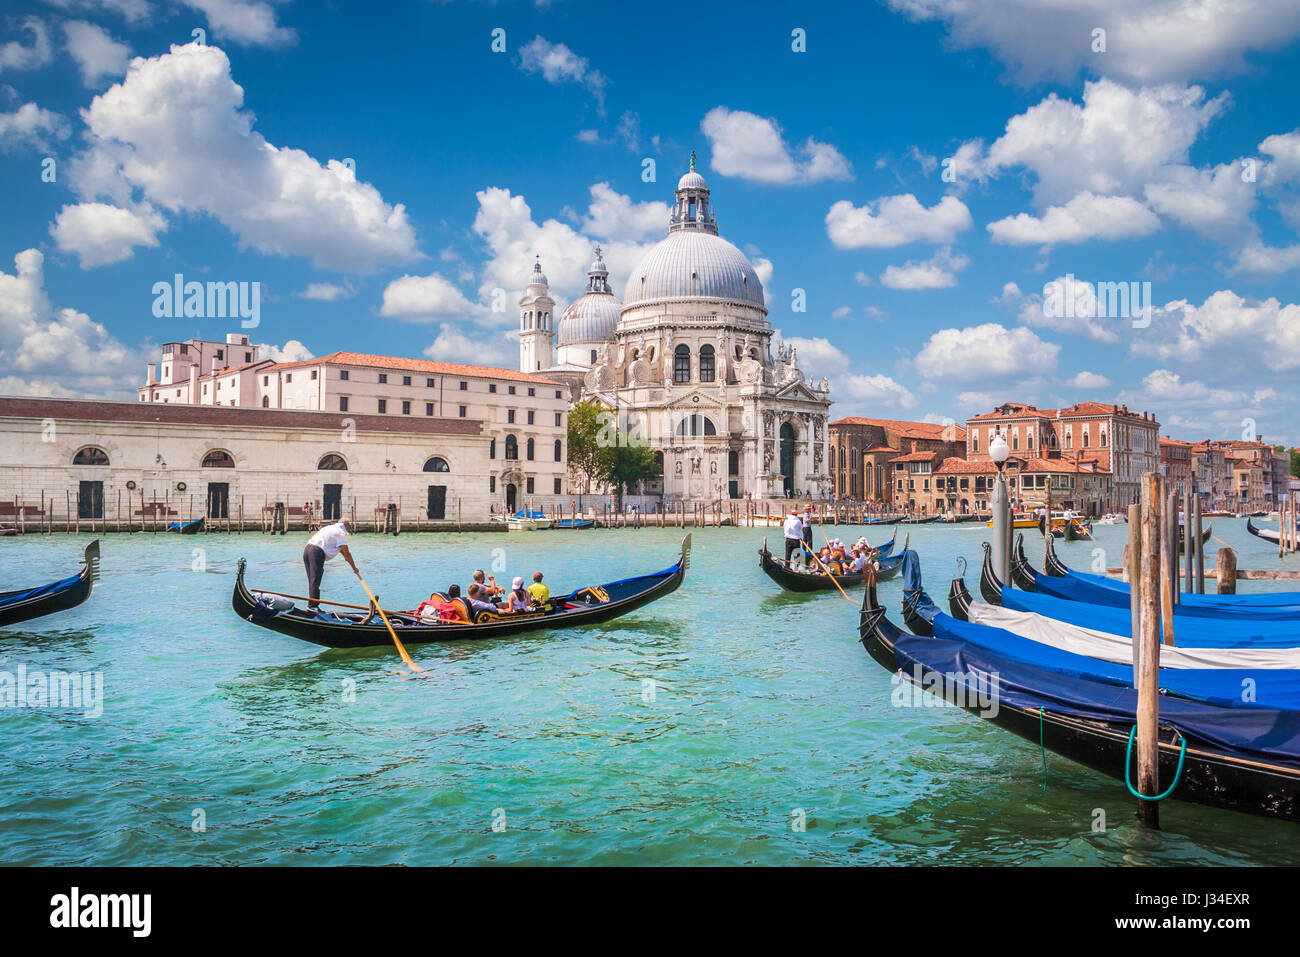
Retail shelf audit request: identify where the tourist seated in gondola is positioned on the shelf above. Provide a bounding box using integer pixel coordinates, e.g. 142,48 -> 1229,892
415,584 -> 470,623
471,569 -> 504,601
466,582 -> 505,617
848,548 -> 870,574
503,577 -> 534,614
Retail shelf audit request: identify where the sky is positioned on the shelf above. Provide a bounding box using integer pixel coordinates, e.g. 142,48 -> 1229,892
2,0 -> 1300,444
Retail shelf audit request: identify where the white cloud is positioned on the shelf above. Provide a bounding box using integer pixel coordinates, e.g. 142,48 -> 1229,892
0,101 -> 70,149
1064,370 -> 1112,389
0,247 -> 143,396
1144,160 -> 1257,237
1261,129 -> 1300,183
49,201 -> 166,267
0,18 -> 53,73
518,36 -> 605,114
45,0 -> 152,23
178,0 -> 296,47
581,182 -> 669,242
425,323 -> 515,368
826,193 -> 971,248
778,332 -> 916,411
987,192 -> 1161,245
880,246 -> 969,290
72,43 -> 418,271
1016,274 -> 1125,343
296,282 -> 354,301
884,0 -> 1300,85
702,106 -> 852,184
1233,242 -> 1300,274
261,338 -> 313,363
853,270 -> 873,286
915,323 -> 1060,383
1133,289 -> 1300,374
831,306 -> 852,320
63,20 -> 130,87
1119,369 -> 1279,436
379,272 -> 486,323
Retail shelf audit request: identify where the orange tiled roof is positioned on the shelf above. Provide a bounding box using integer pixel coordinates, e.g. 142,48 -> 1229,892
889,450 -> 939,463
830,417 -> 966,440
264,351 -> 565,386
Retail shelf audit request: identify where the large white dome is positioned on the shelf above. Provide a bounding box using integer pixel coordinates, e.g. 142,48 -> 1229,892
558,293 -> 621,344
623,230 -> 765,309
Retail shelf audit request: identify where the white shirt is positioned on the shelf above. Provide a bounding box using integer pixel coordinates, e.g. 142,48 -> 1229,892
783,514 -> 804,540
308,522 -> 350,559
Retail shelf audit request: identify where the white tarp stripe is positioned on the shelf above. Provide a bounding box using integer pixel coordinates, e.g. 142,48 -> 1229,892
967,601 -> 1300,670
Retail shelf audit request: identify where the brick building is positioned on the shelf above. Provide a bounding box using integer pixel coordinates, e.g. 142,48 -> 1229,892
828,417 -> 965,503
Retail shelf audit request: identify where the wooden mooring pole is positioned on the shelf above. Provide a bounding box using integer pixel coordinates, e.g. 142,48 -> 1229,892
1136,471 -> 1162,828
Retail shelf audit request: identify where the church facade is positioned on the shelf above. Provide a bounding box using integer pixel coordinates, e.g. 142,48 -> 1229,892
521,160 -> 832,500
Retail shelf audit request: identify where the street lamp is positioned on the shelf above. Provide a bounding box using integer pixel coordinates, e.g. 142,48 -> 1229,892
989,433 -> 1012,586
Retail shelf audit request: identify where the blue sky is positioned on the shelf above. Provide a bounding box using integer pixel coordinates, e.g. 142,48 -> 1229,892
2,0 -> 1300,444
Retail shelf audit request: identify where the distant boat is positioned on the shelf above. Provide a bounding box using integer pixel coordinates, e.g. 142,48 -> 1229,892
168,517 -> 204,534
507,509 -> 552,532
552,518 -> 594,530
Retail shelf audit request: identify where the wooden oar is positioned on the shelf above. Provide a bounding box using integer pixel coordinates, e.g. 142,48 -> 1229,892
353,570 -> 424,673
254,588 -> 400,613
806,549 -> 857,604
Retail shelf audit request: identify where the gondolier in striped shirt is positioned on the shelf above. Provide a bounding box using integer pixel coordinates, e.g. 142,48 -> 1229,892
303,520 -> 358,612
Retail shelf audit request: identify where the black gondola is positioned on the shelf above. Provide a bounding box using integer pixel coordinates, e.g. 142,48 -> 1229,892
1178,523 -> 1213,553
758,536 -> 906,592
978,540 -> 1005,604
232,535 -> 691,648
0,540 -> 100,628
1010,533 -> 1038,591
168,517 -> 204,534
857,571 -> 1300,822
1247,517 -> 1296,551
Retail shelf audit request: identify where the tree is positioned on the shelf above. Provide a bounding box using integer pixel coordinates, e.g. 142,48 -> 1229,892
565,399 -> 662,509
601,442 -> 661,510
566,400 -> 607,495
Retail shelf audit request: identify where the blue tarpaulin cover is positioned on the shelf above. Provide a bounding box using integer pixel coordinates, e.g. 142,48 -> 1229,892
889,628 -> 1300,764
0,573 -> 81,608
930,612 -> 1300,710
1035,569 -> 1300,620
1001,587 -> 1300,647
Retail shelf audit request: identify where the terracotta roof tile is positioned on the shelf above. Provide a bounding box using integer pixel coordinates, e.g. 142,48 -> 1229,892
264,351 -> 566,386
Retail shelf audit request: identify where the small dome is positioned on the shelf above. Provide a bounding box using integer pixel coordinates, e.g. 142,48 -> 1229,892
677,169 -> 708,191
623,230 -> 765,309
558,293 -> 621,345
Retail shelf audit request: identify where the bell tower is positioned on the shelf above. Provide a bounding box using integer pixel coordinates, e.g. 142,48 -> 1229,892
518,256 -> 554,373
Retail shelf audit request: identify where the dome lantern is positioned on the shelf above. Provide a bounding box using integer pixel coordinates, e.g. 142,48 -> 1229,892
669,151 -> 717,236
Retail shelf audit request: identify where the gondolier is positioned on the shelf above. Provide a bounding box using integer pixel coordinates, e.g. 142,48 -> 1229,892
303,520 -> 358,612
783,509 -> 805,564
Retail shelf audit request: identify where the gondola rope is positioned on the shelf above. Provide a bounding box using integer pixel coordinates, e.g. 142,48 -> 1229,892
1123,725 -> 1188,801
1037,708 -> 1048,795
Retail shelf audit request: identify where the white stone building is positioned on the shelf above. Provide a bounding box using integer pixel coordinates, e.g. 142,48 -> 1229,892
521,159 -> 832,499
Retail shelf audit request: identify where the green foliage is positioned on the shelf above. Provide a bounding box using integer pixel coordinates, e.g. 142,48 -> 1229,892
566,399 -> 663,496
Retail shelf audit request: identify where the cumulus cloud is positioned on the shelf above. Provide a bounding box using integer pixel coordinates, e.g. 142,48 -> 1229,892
0,17 -> 53,73
826,193 -> 971,248
379,272 -> 487,323
179,0 -> 296,47
1232,243 -> 1300,274
261,338 -> 313,363
580,182 -> 669,242
1013,274 -> 1129,343
777,332 -> 917,411
884,0 -> 1300,85
518,36 -> 605,114
49,202 -> 166,267
702,107 -> 852,184
1064,370 -> 1112,389
880,246 -> 969,290
1133,289 -> 1300,375
915,322 -> 1060,383
295,282 -> 353,301
987,191 -> 1161,245
0,101 -> 70,149
70,43 -> 418,271
63,20 -> 131,87
45,0 -> 152,24
425,322 -> 515,368
0,247 -> 143,396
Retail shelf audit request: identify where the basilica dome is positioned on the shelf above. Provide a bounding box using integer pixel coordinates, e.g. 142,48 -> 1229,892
622,163 -> 766,311
558,246 -> 621,345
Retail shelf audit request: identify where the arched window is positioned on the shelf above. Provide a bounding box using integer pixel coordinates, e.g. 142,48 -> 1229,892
317,453 -> 348,470
505,435 -> 518,460
674,345 -> 691,383
489,438 -> 496,459
728,450 -> 739,475
675,415 -> 717,437
1100,430 -> 1108,447
72,446 -> 109,466
1065,432 -> 1073,449
202,450 -> 235,468
423,456 -> 450,472
699,345 -> 715,382
261,396 -> 269,407
526,438 -> 535,461
1083,432 -> 1090,448
554,439 -> 562,462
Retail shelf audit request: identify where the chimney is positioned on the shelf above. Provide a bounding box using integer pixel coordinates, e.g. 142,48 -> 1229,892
910,439 -> 917,454
146,362 -> 157,386
188,365 -> 198,404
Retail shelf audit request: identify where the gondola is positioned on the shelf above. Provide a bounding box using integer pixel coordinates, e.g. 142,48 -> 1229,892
1063,519 -> 1092,541
757,535 -> 906,592
1178,523 -> 1213,553
232,535 -> 691,648
168,517 -> 204,534
857,567 -> 1300,822
0,540 -> 100,628
1247,517 -> 1298,551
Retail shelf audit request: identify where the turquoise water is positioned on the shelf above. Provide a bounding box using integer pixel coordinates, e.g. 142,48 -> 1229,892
1,519 -> 1298,866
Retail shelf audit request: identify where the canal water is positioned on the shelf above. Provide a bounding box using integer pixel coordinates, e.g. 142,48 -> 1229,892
1,519 -> 1297,865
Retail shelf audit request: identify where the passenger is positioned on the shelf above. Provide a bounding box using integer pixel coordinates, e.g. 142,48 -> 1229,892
848,549 -> 869,574
527,571 -> 550,606
466,582 -> 502,617
472,569 -> 504,600
416,583 -> 469,623
505,577 -> 531,613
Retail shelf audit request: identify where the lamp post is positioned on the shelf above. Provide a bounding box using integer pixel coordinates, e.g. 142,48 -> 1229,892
989,433 -> 1012,586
